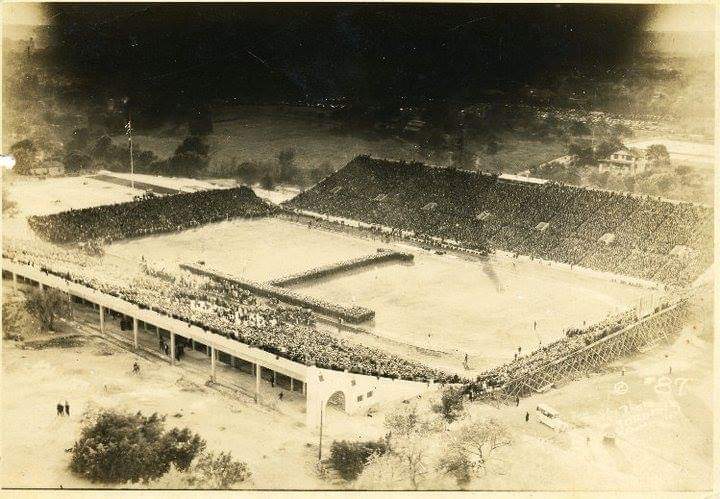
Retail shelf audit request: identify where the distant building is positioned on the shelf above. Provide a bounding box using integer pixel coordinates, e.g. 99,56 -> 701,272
29,161 -> 64,177
598,148 -> 648,176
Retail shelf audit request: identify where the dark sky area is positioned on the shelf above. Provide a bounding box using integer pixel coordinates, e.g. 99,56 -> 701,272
42,3 -> 654,110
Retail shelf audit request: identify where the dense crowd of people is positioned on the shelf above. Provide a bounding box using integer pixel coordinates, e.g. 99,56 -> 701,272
3,239 -> 460,383
287,156 -> 713,286
183,263 -> 376,323
28,186 -> 277,244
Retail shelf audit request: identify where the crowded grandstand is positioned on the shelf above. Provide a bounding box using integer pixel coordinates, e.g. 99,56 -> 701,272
287,156 -> 713,286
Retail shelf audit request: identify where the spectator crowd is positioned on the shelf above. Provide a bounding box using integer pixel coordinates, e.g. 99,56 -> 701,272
287,156 -> 713,286
29,186 -> 277,244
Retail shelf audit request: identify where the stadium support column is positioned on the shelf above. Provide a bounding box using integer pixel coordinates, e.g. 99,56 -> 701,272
255,364 -> 261,401
132,317 -> 138,349
210,346 -> 216,380
99,305 -> 105,333
290,378 -> 294,392
12,272 -> 17,292
170,331 -> 176,365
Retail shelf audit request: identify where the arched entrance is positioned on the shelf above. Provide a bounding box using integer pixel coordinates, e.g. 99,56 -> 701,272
326,390 -> 346,412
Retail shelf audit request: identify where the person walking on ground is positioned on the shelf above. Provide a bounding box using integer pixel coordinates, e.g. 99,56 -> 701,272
132,362 -> 140,374
56,403 -> 64,416
516,396 -> 520,407
64,401 -> 70,417
525,411 -> 529,423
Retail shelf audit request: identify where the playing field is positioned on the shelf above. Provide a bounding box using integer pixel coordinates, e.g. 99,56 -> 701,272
109,216 -> 648,370
291,245 -> 647,367
6,175 -> 649,371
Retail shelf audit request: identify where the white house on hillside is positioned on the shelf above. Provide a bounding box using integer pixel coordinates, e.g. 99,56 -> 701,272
598,148 -> 648,176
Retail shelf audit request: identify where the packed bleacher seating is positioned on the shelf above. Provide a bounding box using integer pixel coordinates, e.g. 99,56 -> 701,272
287,156 -> 713,286
3,239 -> 460,383
28,186 -> 277,244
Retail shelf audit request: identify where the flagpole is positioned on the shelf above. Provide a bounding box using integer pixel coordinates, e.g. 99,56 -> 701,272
128,112 -> 135,189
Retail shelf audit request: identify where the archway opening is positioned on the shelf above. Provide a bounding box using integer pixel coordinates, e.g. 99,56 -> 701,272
326,390 -> 346,412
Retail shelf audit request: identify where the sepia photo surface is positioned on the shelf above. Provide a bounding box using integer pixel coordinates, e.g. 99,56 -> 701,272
0,1 -> 715,493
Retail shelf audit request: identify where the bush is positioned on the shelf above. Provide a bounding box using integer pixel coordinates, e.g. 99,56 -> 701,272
70,410 -> 206,484
24,288 -> 72,332
432,387 -> 465,423
327,439 -> 389,481
186,451 -> 251,488
3,299 -> 40,339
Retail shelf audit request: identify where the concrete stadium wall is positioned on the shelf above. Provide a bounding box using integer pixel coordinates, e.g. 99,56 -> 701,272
305,365 -> 440,430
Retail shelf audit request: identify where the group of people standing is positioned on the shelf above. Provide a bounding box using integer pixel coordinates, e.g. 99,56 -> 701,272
56,401 -> 70,417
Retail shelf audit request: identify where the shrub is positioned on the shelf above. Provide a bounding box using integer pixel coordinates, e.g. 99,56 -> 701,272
24,288 -> 72,332
432,387 -> 465,423
327,439 -> 389,481
186,451 -> 251,488
3,299 -> 40,339
70,410 -> 206,484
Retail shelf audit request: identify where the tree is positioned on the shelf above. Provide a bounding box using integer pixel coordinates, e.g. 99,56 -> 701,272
568,121 -> 591,137
24,288 -> 72,332
64,151 -> 92,173
70,410 -> 206,484
66,127 -> 91,152
308,161 -> 334,184
432,387 -> 465,423
175,136 -> 210,157
10,139 -> 37,174
237,161 -> 262,185
567,141 -> 595,166
623,176 -> 636,193
188,105 -> 213,135
674,164 -> 692,177
327,439 -> 389,481
2,187 -> 17,216
588,170 -> 610,188
438,419 -> 511,486
277,148 -> 299,183
3,299 -> 40,340
646,144 -> 670,166
90,134 -> 113,160
166,151 -> 208,177
594,138 -> 623,160
260,172 -> 276,190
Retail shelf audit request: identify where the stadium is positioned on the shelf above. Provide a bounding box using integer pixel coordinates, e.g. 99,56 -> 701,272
2,155 -> 712,430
